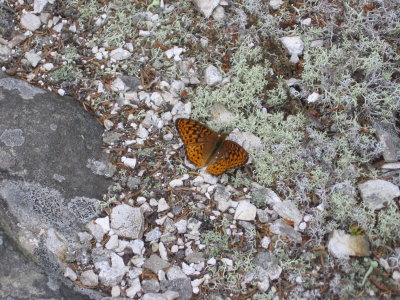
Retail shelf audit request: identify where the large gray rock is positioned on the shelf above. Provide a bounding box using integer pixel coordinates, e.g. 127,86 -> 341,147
0,73 -> 113,299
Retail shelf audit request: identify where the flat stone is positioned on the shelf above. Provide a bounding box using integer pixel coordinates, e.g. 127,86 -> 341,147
110,48 -> 131,61
273,200 -> 303,226
192,0 -> 220,18
126,278 -> 141,297
143,254 -> 171,274
253,252 -> 282,280
98,266 -> 126,287
80,270 -> 98,287
358,179 -> 400,210
234,200 -> 257,221
21,13 -> 41,31
110,204 -> 144,239
145,227 -> 162,242
0,74 -> 111,299
167,266 -> 188,280
269,219 -> 302,243
142,279 -> 160,293
160,278 -> 193,300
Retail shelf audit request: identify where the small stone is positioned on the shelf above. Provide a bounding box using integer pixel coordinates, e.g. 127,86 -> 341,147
105,235 -> 119,250
126,278 -> 141,298
269,0 -> 284,10
272,201 -> 303,226
80,270 -> 98,287
145,227 -> 162,242
143,254 -> 171,274
136,126 -> 149,139
98,266 -> 126,287
102,131 -> 122,145
110,48 -> 131,60
301,18 -> 312,26
110,204 -> 144,239
167,266 -> 188,280
95,216 -> 110,233
175,219 -> 187,234
253,252 -> 282,280
25,51 -> 41,67
121,156 -> 137,169
307,92 -> 321,103
234,200 -> 257,221
269,219 -> 302,243
185,251 -> 204,264
142,279 -> 160,293
204,65 -> 222,86
159,242 -> 168,260
192,0 -> 220,18
128,239 -> 145,255
214,186 -> 232,212
358,179 -> 400,210
111,78 -> 126,92
212,6 -> 225,21
165,46 -> 185,61
327,230 -> 370,259
280,36 -> 304,64
111,285 -> 121,297
21,13 -> 42,31
261,236 -> 271,249
33,0 -> 48,13
86,221 -> 105,242
42,62 -> 54,71
169,179 -> 183,188
257,209 -> 270,223
64,267 -> 77,281
158,198 -> 170,212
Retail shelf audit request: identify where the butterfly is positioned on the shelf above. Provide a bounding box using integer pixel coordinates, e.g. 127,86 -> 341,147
175,118 -> 249,176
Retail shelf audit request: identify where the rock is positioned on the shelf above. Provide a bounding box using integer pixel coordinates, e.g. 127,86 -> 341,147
192,0 -> 220,18
145,227 -> 162,242
80,270 -> 98,287
143,254 -> 171,274
272,200 -> 303,226
169,178 -> 184,188
234,200 -> 257,221
0,45 -> 11,60
98,266 -> 126,287
167,266 -> 188,280
165,46 -> 185,61
142,279 -> 160,293
358,179 -> 400,210
143,291 -> 180,300
136,125 -> 149,139
111,285 -> 121,297
204,65 -> 222,86
214,186 -> 232,212
105,235 -> 119,250
374,122 -> 400,162
102,131 -> 122,145
307,92 -> 321,103
64,267 -> 77,281
269,0 -> 284,10
228,129 -> 263,152
212,6 -> 225,21
0,74 -> 109,299
121,156 -> 137,169
33,0 -> 48,13
110,78 -> 126,92
86,221 -> 105,241
21,13 -> 41,31
110,48 -> 131,60
280,36 -> 304,64
210,103 -> 236,124
257,209 -> 270,223
328,230 -> 370,259
261,236 -> 271,249
269,219 -> 302,243
253,252 -> 282,280
110,204 -> 145,239
127,177 -> 141,189
158,198 -> 170,212
95,216 -> 110,233
185,251 -> 204,264
24,51 -> 41,67
175,219 -> 187,234
126,278 -> 141,297
128,239 -> 145,255
160,278 -> 193,300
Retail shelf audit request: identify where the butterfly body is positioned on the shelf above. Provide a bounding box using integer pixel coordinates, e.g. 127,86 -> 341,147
175,118 -> 248,176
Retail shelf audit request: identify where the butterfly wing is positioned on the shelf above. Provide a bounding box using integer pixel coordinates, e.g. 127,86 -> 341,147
175,118 -> 220,168
206,140 -> 249,176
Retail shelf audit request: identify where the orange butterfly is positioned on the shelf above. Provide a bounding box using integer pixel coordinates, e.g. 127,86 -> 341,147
175,118 -> 249,176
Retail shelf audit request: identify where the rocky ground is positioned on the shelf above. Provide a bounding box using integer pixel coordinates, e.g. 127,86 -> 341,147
1,0 -> 400,299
